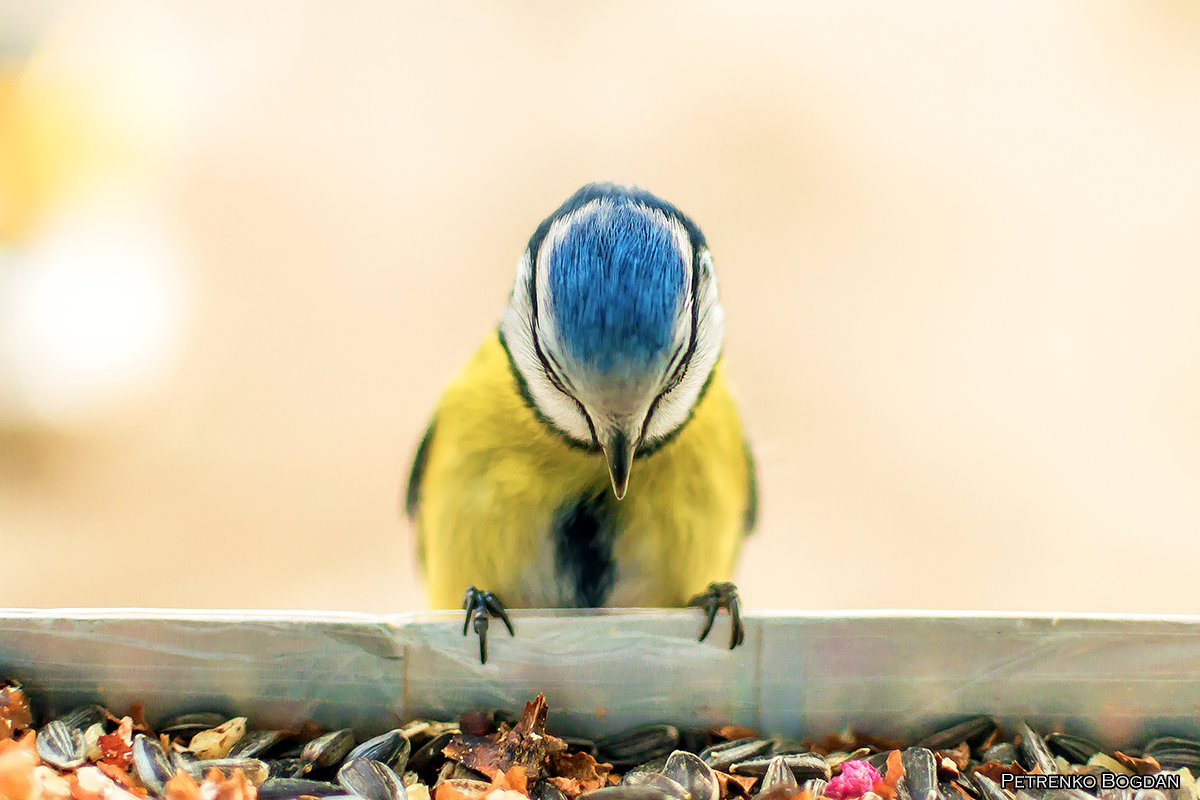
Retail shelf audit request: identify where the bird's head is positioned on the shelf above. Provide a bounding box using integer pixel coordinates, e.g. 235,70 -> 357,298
500,183 -> 724,500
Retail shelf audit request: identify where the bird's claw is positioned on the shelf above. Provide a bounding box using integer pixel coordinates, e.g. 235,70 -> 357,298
461,585 -> 515,664
687,581 -> 745,650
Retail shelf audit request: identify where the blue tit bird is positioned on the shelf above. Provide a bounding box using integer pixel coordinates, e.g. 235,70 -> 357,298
404,182 -> 757,663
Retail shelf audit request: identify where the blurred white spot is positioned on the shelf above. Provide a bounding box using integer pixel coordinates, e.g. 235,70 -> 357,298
0,193 -> 190,427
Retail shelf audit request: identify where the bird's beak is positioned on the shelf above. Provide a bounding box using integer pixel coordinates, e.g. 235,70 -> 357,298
601,429 -> 637,500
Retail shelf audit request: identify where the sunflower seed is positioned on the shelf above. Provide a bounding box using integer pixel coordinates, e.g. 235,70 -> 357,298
267,757 -> 305,779
619,772 -> 690,800
56,705 -> 109,733
920,719 -> 999,753
983,743 -> 1019,765
346,730 -> 411,774
699,738 -> 776,771
530,782 -> 571,800
302,729 -> 356,772
759,755 -> 800,796
337,757 -> 408,800
663,750 -> 719,800
407,731 -> 455,781
1146,739 -> 1200,772
1017,722 -> 1058,775
131,735 -> 174,796
161,713 -> 229,737
562,737 -> 599,757
37,720 -> 86,770
802,779 -> 830,797
731,752 -> 830,780
679,728 -> 714,755
903,747 -> 939,800
596,725 -> 681,770
579,788 -> 677,800
229,730 -> 288,759
829,748 -> 874,768
1043,733 -> 1100,765
258,778 -> 345,799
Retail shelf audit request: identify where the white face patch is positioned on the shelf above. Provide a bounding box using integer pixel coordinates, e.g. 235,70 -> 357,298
501,250 -> 596,444
500,198 -> 724,451
640,248 -> 724,444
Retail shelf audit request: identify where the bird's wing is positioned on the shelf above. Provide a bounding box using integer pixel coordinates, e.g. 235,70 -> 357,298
404,416 -> 438,521
742,437 -> 759,536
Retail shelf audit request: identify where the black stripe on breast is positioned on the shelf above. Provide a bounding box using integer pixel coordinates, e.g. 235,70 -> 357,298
553,491 -> 618,608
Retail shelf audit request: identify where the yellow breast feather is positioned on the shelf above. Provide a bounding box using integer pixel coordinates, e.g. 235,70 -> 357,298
407,330 -> 755,609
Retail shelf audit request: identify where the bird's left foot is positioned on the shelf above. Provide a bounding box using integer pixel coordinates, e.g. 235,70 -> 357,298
687,581 -> 745,650
462,585 -> 514,665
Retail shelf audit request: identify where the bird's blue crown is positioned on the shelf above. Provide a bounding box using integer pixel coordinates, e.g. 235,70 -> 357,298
536,184 -> 701,376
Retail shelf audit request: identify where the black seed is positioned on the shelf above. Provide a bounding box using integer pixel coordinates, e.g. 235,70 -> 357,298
731,752 -> 830,780
595,725 -> 680,769
698,738 -> 775,772
336,758 -> 406,800
901,747 -> 938,800
1045,733 -> 1101,765
258,779 -> 345,799
1016,722 -> 1058,775
345,731 -> 411,774
919,718 -> 999,753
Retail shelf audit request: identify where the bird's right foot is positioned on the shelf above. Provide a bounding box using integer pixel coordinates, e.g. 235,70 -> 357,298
461,585 -> 514,664
687,581 -> 746,650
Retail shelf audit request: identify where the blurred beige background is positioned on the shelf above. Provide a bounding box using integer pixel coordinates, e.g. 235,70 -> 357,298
1,2 -> 1199,614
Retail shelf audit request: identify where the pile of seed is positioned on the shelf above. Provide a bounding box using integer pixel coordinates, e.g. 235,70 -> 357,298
2,678 -> 1197,800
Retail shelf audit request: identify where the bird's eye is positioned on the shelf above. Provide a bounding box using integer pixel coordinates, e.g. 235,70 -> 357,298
543,364 -> 573,398
660,344 -> 688,396
538,347 -> 576,397
640,345 -> 689,442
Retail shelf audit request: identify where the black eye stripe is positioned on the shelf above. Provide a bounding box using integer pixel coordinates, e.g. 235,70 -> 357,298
528,261 -> 578,400
663,344 -> 687,389
544,350 -> 578,394
642,250 -> 704,441
578,401 -> 600,448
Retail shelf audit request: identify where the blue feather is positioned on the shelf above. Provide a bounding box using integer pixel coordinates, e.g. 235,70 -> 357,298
547,197 -> 687,375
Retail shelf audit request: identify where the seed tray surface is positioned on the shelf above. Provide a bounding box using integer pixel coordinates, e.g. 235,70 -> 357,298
1,610 -> 1199,746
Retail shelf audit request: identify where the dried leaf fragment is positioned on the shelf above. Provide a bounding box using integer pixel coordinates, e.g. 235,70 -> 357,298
872,749 -> 905,800
443,735 -> 504,779
164,770 -> 202,800
444,694 -> 566,782
97,733 -> 133,769
941,743 -> 970,773
0,738 -> 38,800
717,726 -> 760,741
493,766 -> 527,794
716,770 -> 758,799
1113,751 -> 1162,775
434,782 -> 487,800
548,751 -> 611,796
128,705 -> 153,736
0,683 -> 33,742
